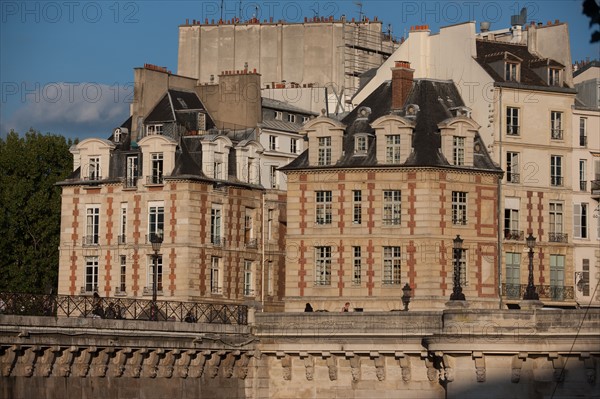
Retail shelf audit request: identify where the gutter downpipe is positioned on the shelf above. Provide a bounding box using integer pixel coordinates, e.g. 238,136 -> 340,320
497,86 -> 504,310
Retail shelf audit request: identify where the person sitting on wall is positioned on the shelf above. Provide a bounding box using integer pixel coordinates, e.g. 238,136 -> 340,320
304,303 -> 313,312
341,302 -> 351,312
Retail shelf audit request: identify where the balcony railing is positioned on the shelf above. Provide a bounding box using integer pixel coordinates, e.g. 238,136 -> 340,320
551,129 -> 563,140
503,229 -> 524,241
551,176 -> 563,186
82,235 -> 99,246
314,280 -> 331,286
549,232 -> 568,243
124,177 -> 138,189
243,288 -> 255,297
118,235 -> 126,245
382,279 -> 402,285
507,173 -> 520,184
507,125 -> 520,136
0,292 -> 248,324
211,236 -> 225,246
245,239 -> 258,249
580,136 -> 587,147
580,181 -> 587,191
501,284 -> 574,301
146,175 -> 164,185
592,180 -> 600,198
142,285 -> 163,295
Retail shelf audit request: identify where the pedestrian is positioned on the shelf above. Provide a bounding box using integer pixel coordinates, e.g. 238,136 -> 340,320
342,302 -> 350,312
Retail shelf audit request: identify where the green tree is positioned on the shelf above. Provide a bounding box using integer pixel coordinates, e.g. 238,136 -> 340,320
0,130 -> 74,293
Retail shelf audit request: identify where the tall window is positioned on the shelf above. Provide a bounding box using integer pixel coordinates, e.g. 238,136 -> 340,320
150,153 -> 164,184
549,202 -> 564,240
550,111 -> 563,139
84,257 -> 99,293
267,209 -> 274,241
550,155 -> 563,186
504,207 -> 520,240
316,191 -> 332,225
383,246 -> 401,285
197,112 -> 206,131
352,190 -> 362,224
383,190 -> 401,225
315,246 -> 331,285
581,259 -> 590,296
453,136 -> 465,166
386,135 -> 401,163
211,204 -> 222,245
290,138 -> 298,154
549,68 -> 560,86
267,261 -> 274,296
270,165 -> 278,189
506,152 -> 520,183
210,256 -> 222,294
580,160 -> 587,191
457,249 -> 467,286
89,157 -> 101,180
85,206 -> 100,245
119,203 -> 127,244
148,202 -> 164,240
452,192 -> 467,225
352,246 -> 361,285
318,137 -> 332,166
574,203 -> 588,239
244,208 -> 255,247
580,117 -> 587,147
213,159 -> 223,180
505,62 -> 518,81
355,135 -> 367,155
550,255 -> 565,300
126,155 -> 138,188
269,135 -> 277,151
505,253 -> 521,298
119,255 -> 127,293
147,255 -> 163,292
506,107 -> 520,135
244,260 -> 254,296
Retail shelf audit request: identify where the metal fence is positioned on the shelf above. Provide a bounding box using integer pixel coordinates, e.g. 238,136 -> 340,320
502,284 -> 574,301
0,292 -> 248,325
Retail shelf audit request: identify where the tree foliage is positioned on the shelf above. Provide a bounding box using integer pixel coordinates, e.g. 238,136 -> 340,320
0,130 -> 74,293
583,0 -> 600,43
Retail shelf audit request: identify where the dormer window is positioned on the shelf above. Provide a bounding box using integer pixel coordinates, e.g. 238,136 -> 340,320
302,116 -> 310,124
453,137 -> 465,166
146,124 -> 163,136
287,114 -> 296,123
549,68 -> 561,86
89,157 -> 101,180
114,128 -> 121,143
318,137 -> 332,166
354,135 -> 368,155
385,135 -> 401,163
274,111 -> 283,120
197,113 -> 206,132
505,62 -> 519,82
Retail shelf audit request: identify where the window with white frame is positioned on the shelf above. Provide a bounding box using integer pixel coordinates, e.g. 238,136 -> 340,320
146,124 -> 163,135
550,155 -> 563,186
550,111 -> 563,139
506,107 -> 520,136
352,190 -> 362,224
148,202 -> 164,240
85,206 -> 100,245
302,116 -> 310,124
270,165 -> 278,189
269,135 -> 277,151
549,201 -> 564,237
383,190 -> 401,225
581,259 -> 590,296
197,112 -> 206,131
126,155 -> 138,188
352,246 -> 361,285
355,135 -> 368,155
89,156 -> 101,180
505,62 -> 518,81
452,191 -> 467,225
504,198 -> 520,240
210,256 -> 222,294
580,160 -> 587,191
287,114 -> 296,123
274,111 -> 282,120
549,68 -> 560,86
267,209 -> 274,241
318,137 -> 332,166
211,204 -> 222,245
385,135 -> 401,163
147,255 -> 163,292
84,256 -> 99,293
550,255 -> 565,300
383,246 -> 401,285
316,191 -> 332,225
453,136 -> 465,166
267,261 -> 274,296
244,208 -> 255,246
290,138 -> 298,154
456,248 -> 467,286
506,151 -> 520,183
315,246 -> 331,286
574,203 -> 588,239
505,252 -> 521,296
244,260 -> 254,296
150,153 -> 164,184
580,117 -> 587,147
213,158 -> 223,180
119,255 -> 127,293
119,203 -> 127,244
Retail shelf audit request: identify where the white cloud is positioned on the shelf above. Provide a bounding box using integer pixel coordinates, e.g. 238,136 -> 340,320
2,82 -> 131,140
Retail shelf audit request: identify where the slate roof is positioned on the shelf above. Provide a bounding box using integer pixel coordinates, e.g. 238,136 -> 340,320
282,79 -> 501,173
262,97 -> 318,115
573,60 -> 600,78
260,119 -> 305,133
145,90 -> 216,129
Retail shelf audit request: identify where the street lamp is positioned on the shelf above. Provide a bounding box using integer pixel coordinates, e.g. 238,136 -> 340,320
150,232 -> 163,320
401,283 -> 412,311
450,235 -> 466,300
523,233 -> 539,300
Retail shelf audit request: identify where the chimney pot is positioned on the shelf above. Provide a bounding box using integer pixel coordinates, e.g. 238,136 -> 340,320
391,61 -> 414,110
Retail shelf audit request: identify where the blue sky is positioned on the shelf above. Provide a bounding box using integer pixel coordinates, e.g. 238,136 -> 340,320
1,0 -> 598,140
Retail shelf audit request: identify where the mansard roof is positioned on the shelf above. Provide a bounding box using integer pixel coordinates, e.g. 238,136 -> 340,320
145,89 -> 216,129
282,79 -> 501,173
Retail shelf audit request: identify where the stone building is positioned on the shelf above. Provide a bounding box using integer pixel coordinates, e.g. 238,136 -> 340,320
281,62 -> 504,311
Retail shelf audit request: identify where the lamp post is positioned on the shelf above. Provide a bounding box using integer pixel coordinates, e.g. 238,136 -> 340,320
401,283 -> 412,311
150,232 -> 163,320
523,233 -> 539,300
450,235 -> 465,300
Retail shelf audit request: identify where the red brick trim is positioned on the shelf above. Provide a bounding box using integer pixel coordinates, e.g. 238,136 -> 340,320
298,240 -> 306,296
104,250 -> 112,296
407,183 -> 416,235
366,239 -> 374,296
299,182 -> 307,234
169,248 -> 176,295
170,193 -> 177,244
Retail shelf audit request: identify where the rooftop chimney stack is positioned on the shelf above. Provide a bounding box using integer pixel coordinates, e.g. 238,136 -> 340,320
391,61 -> 414,110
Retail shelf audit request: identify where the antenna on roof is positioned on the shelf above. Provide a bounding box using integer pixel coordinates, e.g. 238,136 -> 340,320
510,7 -> 527,26
310,5 -> 318,18
238,0 -> 242,20
355,1 -> 363,21
220,0 -> 224,20
387,23 -> 392,37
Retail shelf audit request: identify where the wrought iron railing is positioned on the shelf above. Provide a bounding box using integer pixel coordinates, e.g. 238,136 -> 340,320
0,292 -> 248,325
503,229 -> 524,241
549,232 -> 568,243
501,284 -> 574,301
507,172 -> 520,183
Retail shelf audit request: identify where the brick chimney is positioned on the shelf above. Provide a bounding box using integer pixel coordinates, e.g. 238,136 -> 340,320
391,61 -> 414,110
